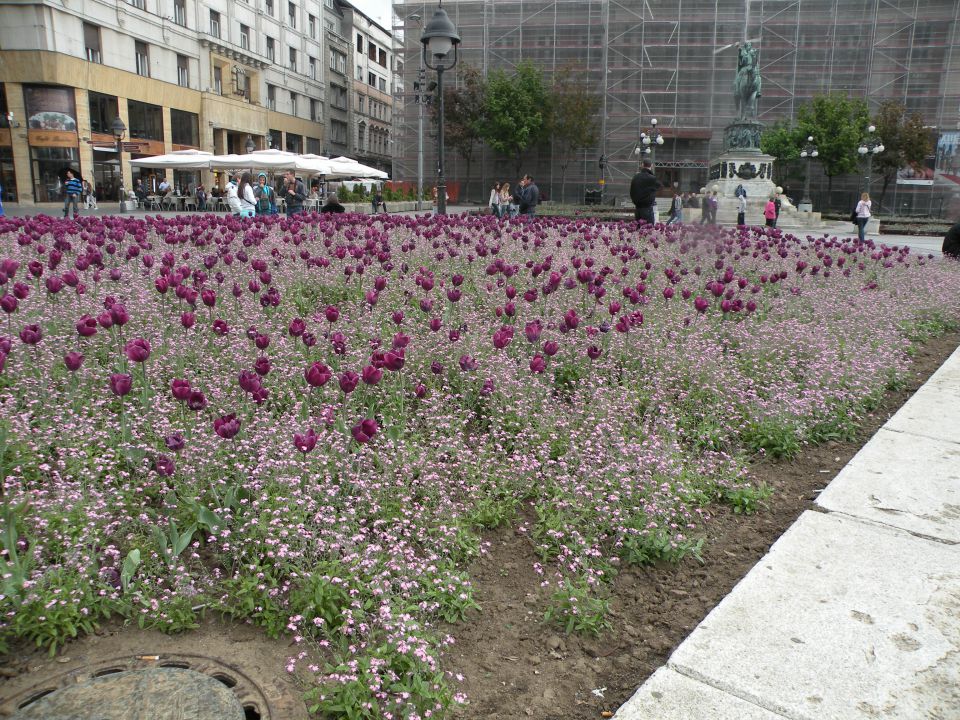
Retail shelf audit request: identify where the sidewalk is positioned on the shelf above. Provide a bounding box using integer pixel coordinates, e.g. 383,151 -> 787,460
614,345 -> 960,719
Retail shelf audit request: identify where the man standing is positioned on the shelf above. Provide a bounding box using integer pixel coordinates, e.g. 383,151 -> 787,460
63,169 -> 82,219
630,159 -> 662,224
283,170 -> 306,217
520,175 -> 540,217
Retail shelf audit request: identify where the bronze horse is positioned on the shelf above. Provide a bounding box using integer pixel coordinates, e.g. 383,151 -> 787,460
734,43 -> 761,121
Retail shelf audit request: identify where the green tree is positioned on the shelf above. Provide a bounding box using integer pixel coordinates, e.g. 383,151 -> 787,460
760,120 -> 804,183
794,93 -> 870,191
548,66 -> 601,203
434,64 -> 486,202
872,100 -> 933,208
480,61 -> 549,177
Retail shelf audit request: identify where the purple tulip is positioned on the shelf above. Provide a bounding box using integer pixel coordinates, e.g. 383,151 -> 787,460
213,319 -> 229,335
181,312 -> 196,329
446,288 -> 462,303
414,383 -> 427,398
293,427 -> 318,454
76,314 -> 98,337
238,369 -> 262,393
45,275 -> 64,294
361,365 -> 383,386
324,305 -> 340,323
110,304 -> 129,327
254,355 -> 271,377
109,373 -> 132,397
305,361 -> 332,387
155,276 -> 169,294
19,324 -> 42,345
154,455 -> 176,477
339,371 -> 359,394
97,310 -> 113,329
187,390 -> 207,411
459,355 -> 478,371
563,309 -> 579,330
587,345 -> 602,360
201,289 -> 216,308
351,418 -> 378,444
254,333 -> 270,350
288,317 -> 306,337
493,326 -> 514,350
125,337 -> 151,363
529,354 -> 546,373
694,296 -> 710,313
13,282 -> 29,301
302,332 -> 317,347
543,340 -> 559,357
64,351 -> 84,371
171,378 -> 191,401
430,361 -> 444,375
164,432 -> 185,452
213,413 -> 241,439
0,295 -> 17,314
429,317 -> 442,332
374,275 -> 387,291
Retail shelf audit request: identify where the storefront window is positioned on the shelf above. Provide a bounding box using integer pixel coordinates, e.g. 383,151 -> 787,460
24,85 -> 77,131
31,147 -> 79,202
170,109 -> 199,147
1,146 -> 17,203
127,100 -> 163,140
92,150 -> 119,201
89,92 -> 119,135
286,133 -> 302,154
268,129 -> 282,150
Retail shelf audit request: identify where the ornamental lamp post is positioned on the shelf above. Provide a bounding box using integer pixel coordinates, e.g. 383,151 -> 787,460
410,13 -> 426,211
633,118 -> 664,171
111,116 -> 127,213
798,135 -> 818,212
421,5 -> 460,215
857,124 -> 884,196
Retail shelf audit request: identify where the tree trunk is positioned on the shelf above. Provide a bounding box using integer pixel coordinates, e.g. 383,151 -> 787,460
879,173 -> 892,213
464,156 -> 472,203
559,162 -> 568,204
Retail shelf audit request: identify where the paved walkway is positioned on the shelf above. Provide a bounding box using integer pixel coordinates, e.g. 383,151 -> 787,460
614,345 -> 960,719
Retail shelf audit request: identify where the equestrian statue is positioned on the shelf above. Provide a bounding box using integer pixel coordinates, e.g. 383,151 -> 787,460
734,42 -> 761,121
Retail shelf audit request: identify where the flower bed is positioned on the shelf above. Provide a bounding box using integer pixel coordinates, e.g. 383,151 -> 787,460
0,212 -> 957,717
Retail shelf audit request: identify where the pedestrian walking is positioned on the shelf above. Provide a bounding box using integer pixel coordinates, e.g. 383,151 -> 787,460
764,195 -> 777,227
83,178 -> 98,209
237,172 -> 257,218
63,169 -> 82,218
855,192 -> 871,242
773,191 -> 782,228
708,190 -> 719,224
737,193 -> 747,226
666,189 -> 683,224
489,182 -> 502,217
630,159 -> 662,224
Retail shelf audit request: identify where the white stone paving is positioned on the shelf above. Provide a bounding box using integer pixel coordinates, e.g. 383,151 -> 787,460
614,345 -> 960,720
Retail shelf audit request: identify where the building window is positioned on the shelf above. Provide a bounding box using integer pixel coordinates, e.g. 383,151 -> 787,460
240,24 -> 250,50
171,108 -> 199,146
209,10 -> 220,38
287,2 -> 296,27
331,84 -> 346,109
330,49 -> 346,73
135,41 -> 150,77
177,55 -> 189,87
128,99 -> 164,140
286,133 -> 302,153
88,92 -> 118,135
309,56 -> 317,80
306,136 -> 320,154
173,0 -> 186,26
266,36 -> 275,62
357,94 -> 364,113
378,77 -> 386,92
368,71 -> 376,87
356,64 -> 363,81
368,42 -> 377,61
128,0 -> 145,9
310,98 -> 319,122
213,66 -> 223,94
309,14 -> 316,38
290,91 -> 298,116
378,48 -> 386,67
265,0 -> 274,15
324,0 -> 333,9
357,33 -> 363,52
357,122 -> 365,152
268,128 -> 281,149
83,23 -> 102,64
267,84 -> 276,110
330,119 -> 347,144
289,47 -> 297,72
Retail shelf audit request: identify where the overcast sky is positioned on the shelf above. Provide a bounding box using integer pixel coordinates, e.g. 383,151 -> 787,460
350,0 -> 393,29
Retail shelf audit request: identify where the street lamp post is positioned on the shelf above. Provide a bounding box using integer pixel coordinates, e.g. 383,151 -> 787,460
798,135 -> 818,212
111,116 -> 127,213
410,14 -> 426,211
633,118 -> 664,171
421,5 -> 460,215
858,124 -> 884,196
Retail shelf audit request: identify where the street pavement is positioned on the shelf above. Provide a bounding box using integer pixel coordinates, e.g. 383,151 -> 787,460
614,345 -> 960,719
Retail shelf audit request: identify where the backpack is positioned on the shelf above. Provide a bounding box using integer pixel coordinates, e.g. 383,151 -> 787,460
257,187 -> 274,214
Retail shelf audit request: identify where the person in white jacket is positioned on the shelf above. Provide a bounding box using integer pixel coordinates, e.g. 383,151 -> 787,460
237,172 -> 257,218
855,192 -> 871,241
224,173 -> 242,214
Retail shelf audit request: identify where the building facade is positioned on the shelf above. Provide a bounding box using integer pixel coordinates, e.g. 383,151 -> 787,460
393,0 -> 960,211
0,0 -> 334,203
341,0 -> 397,176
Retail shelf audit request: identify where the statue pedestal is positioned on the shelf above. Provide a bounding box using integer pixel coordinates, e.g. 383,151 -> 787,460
708,150 -> 777,200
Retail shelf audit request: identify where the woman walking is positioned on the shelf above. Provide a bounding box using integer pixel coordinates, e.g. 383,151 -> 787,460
763,196 -> 777,228
237,172 -> 257,218
855,192 -> 871,242
489,182 -> 501,218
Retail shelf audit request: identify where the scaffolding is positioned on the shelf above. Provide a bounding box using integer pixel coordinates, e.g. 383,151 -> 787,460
393,0 -> 960,206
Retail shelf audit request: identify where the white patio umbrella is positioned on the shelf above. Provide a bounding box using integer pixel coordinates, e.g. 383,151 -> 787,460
129,149 -> 213,169
207,149 -> 301,171
295,154 -> 336,176
328,156 -> 389,179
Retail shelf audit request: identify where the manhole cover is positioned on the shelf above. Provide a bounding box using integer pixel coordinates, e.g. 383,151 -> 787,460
12,667 -> 244,719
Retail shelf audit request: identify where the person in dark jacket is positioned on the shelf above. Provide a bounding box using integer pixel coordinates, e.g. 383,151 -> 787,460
282,170 -> 307,216
519,175 -> 540,216
943,221 -> 960,258
630,160 -> 662,224
321,193 -> 346,214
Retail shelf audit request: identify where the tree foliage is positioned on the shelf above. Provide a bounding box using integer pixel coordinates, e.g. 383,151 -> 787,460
435,64 -> 487,199
548,66 -> 601,202
480,61 -> 549,176
760,120 -> 803,162
795,94 -> 871,189
872,100 -> 933,205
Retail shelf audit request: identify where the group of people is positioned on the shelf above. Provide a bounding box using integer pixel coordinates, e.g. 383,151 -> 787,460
487,175 -> 540,218
222,170 -> 349,217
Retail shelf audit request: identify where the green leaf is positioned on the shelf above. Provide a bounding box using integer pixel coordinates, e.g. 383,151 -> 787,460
121,548 -> 141,592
